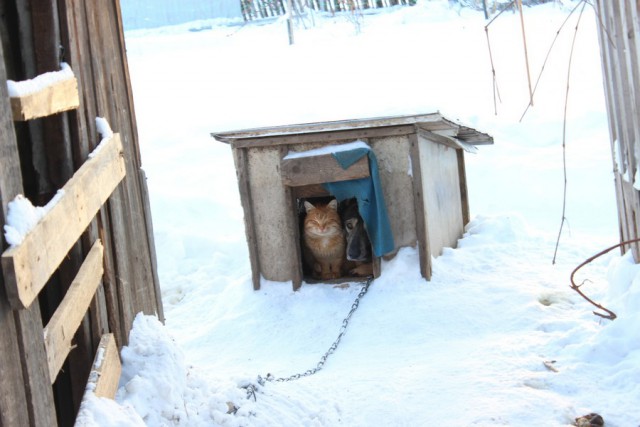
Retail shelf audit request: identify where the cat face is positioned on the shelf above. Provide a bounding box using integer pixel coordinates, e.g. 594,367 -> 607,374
303,199 -> 342,237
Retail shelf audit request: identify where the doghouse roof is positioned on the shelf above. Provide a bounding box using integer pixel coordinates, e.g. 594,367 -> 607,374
211,112 -> 493,148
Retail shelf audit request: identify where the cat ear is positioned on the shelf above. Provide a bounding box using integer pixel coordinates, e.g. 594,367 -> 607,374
328,199 -> 338,211
304,201 -> 315,213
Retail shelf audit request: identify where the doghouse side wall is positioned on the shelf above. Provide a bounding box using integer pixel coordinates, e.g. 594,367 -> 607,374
246,146 -> 298,283
369,135 -> 418,253
418,135 -> 464,256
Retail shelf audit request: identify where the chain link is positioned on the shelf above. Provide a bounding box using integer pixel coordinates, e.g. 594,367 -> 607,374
250,277 -> 373,392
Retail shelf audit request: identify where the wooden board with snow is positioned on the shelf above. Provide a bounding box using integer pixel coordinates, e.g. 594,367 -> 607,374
1,134 -> 125,309
9,75 -> 79,121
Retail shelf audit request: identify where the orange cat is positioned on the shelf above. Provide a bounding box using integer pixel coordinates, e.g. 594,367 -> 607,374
302,199 -> 345,280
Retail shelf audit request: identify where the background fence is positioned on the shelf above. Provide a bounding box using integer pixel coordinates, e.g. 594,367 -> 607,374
241,0 -> 415,21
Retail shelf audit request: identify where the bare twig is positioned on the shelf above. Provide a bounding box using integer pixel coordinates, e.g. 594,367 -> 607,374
485,27 -> 502,115
484,0 -> 516,115
484,0 -> 515,115
516,0 -> 534,107
519,0 -> 586,122
569,237 -> 640,321
552,0 -> 588,265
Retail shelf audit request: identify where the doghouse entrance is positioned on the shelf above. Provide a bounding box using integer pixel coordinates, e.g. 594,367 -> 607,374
282,142 -> 385,286
296,194 -> 378,284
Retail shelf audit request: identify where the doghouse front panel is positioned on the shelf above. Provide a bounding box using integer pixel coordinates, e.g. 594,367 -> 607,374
247,146 -> 298,282
418,137 -> 464,256
370,135 -> 417,253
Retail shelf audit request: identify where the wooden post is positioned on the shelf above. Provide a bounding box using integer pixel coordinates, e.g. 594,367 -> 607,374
408,133 -> 431,280
287,0 -> 295,44
0,39 -> 58,427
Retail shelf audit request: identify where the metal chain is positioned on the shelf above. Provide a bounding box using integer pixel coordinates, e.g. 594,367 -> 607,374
245,277 -> 373,399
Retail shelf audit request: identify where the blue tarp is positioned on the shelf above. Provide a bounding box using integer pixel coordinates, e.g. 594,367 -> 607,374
323,147 -> 395,257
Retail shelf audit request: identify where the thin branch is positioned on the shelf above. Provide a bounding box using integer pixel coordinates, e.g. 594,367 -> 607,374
485,0 -> 516,27
552,0 -> 588,265
519,0 -> 586,122
570,237 -> 640,321
483,0 -> 515,115
516,0 -> 534,107
485,27 -> 502,115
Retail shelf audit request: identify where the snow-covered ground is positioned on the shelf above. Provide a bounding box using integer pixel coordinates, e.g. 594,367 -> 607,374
75,1 -> 640,426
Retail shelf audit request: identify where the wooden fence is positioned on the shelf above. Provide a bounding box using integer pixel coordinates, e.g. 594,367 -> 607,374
1,57 -> 124,426
594,0 -> 640,260
241,0 -> 415,21
0,1 -> 163,426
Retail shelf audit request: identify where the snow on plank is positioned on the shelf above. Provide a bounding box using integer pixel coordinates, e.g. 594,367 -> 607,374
8,63 -> 79,121
1,133 -> 126,310
44,240 -> 104,383
281,143 -> 372,187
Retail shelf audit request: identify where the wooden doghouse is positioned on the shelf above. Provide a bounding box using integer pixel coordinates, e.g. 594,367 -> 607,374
212,113 -> 493,290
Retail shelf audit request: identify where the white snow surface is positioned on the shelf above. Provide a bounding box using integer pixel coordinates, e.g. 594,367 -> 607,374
78,1 -> 640,426
90,117 -> 115,158
6,62 -> 74,97
3,191 -> 65,246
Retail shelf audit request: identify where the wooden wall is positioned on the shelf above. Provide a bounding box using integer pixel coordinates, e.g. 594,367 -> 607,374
594,0 -> 640,260
418,136 -> 465,257
0,1 -> 162,426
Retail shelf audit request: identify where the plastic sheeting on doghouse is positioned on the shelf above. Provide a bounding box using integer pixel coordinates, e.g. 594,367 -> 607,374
323,141 -> 395,257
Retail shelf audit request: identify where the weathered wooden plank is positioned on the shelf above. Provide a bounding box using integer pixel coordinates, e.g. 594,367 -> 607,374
1,133 -> 126,309
214,114 -> 493,148
219,125 -> 417,149
369,135 -> 417,252
83,333 -> 121,399
139,168 -> 164,321
291,184 -> 331,199
61,0 -> 125,349
408,133 -> 431,280
281,153 -> 370,187
87,0 -> 162,324
213,113 -> 443,141
44,240 -> 104,383
13,307 -> 58,427
595,0 -> 627,249
233,147 -> 262,290
95,210 -> 126,348
10,77 -> 80,121
595,0 -> 640,260
457,149 -> 470,227
281,147 -> 303,291
419,135 -> 464,258
248,146 -> 297,284
0,36 -> 58,427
